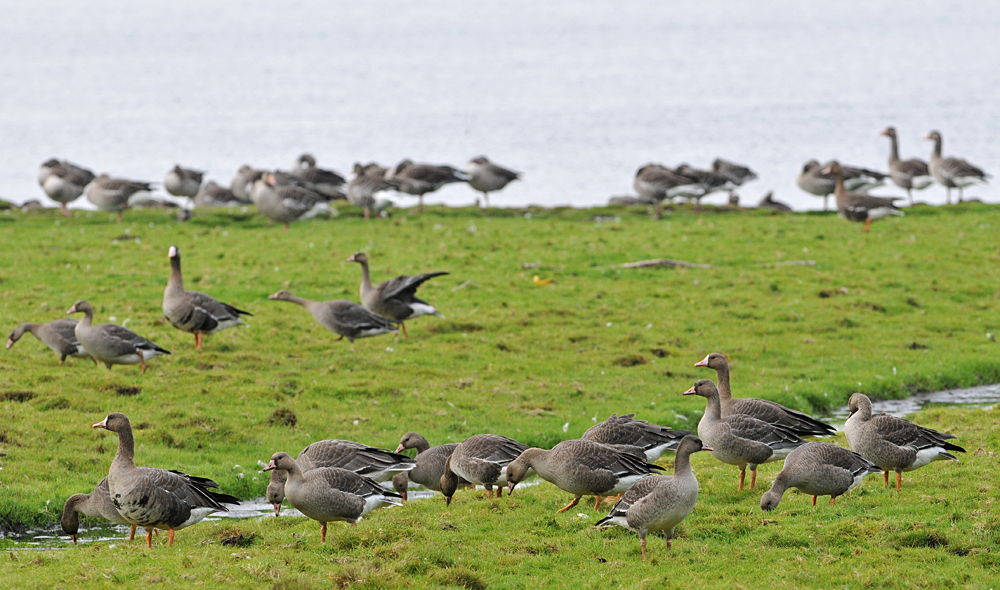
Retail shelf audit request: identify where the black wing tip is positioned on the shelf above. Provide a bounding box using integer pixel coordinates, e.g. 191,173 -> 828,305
943,442 -> 966,453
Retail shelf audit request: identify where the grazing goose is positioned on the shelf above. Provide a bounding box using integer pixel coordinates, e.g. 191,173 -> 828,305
796,160 -> 886,211
61,477 -> 136,543
347,164 -> 398,220
250,172 -> 331,231
844,393 -> 965,490
881,127 -> 933,205
440,434 -> 530,504
695,353 -> 835,437
684,379 -> 806,490
823,161 -> 904,232
267,290 -> 399,342
267,439 -> 415,515
7,318 -> 91,365
163,165 -> 204,198
760,442 -> 881,510
386,159 -> 466,213
41,162 -> 95,216
163,245 -> 251,349
83,175 -> 154,223
230,165 -> 263,202
925,131 -> 989,204
391,433 -> 465,501
757,192 -> 793,212
193,181 -> 245,208
673,164 -> 735,209
596,435 -> 711,560
711,158 -> 758,188
582,414 -> 691,461
289,154 -> 346,200
465,156 -> 519,209
346,252 -> 447,338
264,452 -> 401,544
505,439 -> 663,513
93,413 -> 239,547
67,301 -> 169,374
633,164 -> 702,217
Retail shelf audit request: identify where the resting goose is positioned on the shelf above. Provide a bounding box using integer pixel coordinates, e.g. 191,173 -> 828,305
230,165 -> 263,202
823,161 -> 904,232
633,164 -> 702,217
193,181 -> 245,208
796,160 -> 886,211
386,159 -> 466,213
347,164 -> 398,220
673,164 -> 735,209
39,158 -> 94,186
346,252 -> 447,338
264,452 -> 401,544
925,130 -> 989,204
757,192 -> 792,212
289,154 -> 346,200
440,434 -> 530,504
466,156 -> 519,209
711,158 -> 758,187
582,414 -> 691,461
505,439 -> 663,513
61,477 -> 136,543
267,290 -> 398,342
391,432 -> 465,501
41,162 -> 95,217
760,442 -> 881,510
94,413 -> 239,547
250,172 -> 331,231
596,435 -> 710,560
83,175 -> 155,223
684,379 -> 806,490
7,318 -> 91,365
163,246 -> 251,349
67,301 -> 169,374
164,165 -> 204,198
881,127 -> 933,205
844,393 -> 965,490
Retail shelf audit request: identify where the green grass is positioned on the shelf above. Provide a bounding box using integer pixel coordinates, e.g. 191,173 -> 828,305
1,202 -> 998,588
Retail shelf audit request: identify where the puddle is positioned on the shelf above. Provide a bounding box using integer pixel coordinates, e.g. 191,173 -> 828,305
825,382 -> 1000,428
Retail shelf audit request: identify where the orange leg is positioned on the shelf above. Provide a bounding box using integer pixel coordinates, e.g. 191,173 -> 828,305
138,350 -> 147,374
168,529 -> 175,546
129,524 -> 136,540
486,488 -> 494,499
883,471 -> 889,487
364,208 -> 371,221
666,538 -> 672,550
830,497 -> 835,505
863,217 -> 872,233
61,204 -> 71,218
750,468 -> 757,491
738,468 -> 746,491
321,523 -> 327,543
496,485 -> 503,498
811,495 -> 817,506
594,496 -> 603,511
896,472 -> 902,490
641,536 -> 647,561
145,529 -> 153,548
401,322 -> 409,338
556,497 -> 580,514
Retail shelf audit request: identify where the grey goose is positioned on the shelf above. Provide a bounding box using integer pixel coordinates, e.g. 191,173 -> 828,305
347,164 -> 398,220
193,181 -> 246,208
163,245 -> 251,349
164,165 -> 204,198
823,161 -> 904,232
230,165 -> 263,202
881,127 -> 933,205
267,290 -> 399,342
250,172 -> 331,230
40,161 -> 95,216
289,154 -> 346,199
711,158 -> 758,188
83,175 -> 154,223
7,318 -> 91,365
633,164 -> 702,217
67,301 -> 169,374
347,252 -> 447,338
466,156 -> 519,209
582,414 -> 691,461
391,432 -> 465,501
61,477 -> 135,543
440,434 -> 530,504
760,442 -> 881,510
386,159 -> 466,213
757,192 -> 792,212
796,160 -> 886,211
925,130 -> 989,204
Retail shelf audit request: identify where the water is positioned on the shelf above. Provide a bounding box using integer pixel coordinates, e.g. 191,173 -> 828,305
2,1 -> 998,211
827,382 -> 1000,422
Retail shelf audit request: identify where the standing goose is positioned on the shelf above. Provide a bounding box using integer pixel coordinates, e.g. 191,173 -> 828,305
757,192 -> 793,212
267,290 -> 399,342
633,164 -> 702,217
683,379 -> 806,490
505,439 -> 663,513
440,434 -> 530,504
881,127 -> 933,205
61,477 -> 136,544
711,158 -> 757,188
391,432 -> 465,501
164,165 -> 204,198
41,162 -> 95,217
695,353 -> 836,437
673,164 -> 735,210
346,252 -> 447,338
163,245 -> 251,349
823,161 -> 904,232
760,442 -> 881,510
289,154 -> 346,200
263,452 -> 401,544
7,318 -> 91,365
83,175 -> 154,223
387,159 -> 467,213
250,172 -> 331,231
347,164 -> 398,220
193,181 -> 245,208
843,393 -> 965,490
67,301 -> 169,374
39,158 -> 94,186
596,435 -> 711,560
93,413 -> 239,547
582,414 -> 691,461
925,131 -> 989,204
230,165 -> 263,202
796,160 -> 886,211
466,156 -> 519,209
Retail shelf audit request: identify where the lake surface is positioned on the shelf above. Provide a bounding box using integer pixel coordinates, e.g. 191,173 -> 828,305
1,1 -> 998,210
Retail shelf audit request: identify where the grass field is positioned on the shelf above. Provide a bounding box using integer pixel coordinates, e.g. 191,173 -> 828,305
1,202 -> 998,588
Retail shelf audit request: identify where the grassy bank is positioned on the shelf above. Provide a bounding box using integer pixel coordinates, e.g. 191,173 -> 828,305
1,203 -> 998,587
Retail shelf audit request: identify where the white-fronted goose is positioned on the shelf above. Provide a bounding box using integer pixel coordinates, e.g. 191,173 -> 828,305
391,432 -> 465,501
844,393 -> 965,490
83,175 -> 154,223
346,252 -> 447,338
596,435 -> 710,560
230,165 -> 263,202
505,438 -> 663,513
61,477 -> 135,543
41,162 -> 95,217
39,158 -> 94,187
797,160 -> 886,211
881,127 -> 933,205
466,156 -> 519,209
386,159 -> 466,213
925,130 -> 989,204
582,414 -> 691,461
684,379 -> 806,490
711,158 -> 758,187
67,301 -> 169,374
633,164 -> 702,217
193,181 -> 246,208
289,154 -> 346,200
674,164 -> 735,210
164,165 -> 204,198
757,192 -> 792,212
7,318 -> 91,365
163,246 -> 250,349
267,290 -> 399,342
250,172 -> 331,231
823,161 -> 904,232
440,434 -> 530,504
347,164 -> 398,220
695,353 -> 836,437
94,413 -> 239,547
760,442 -> 880,510
264,452 -> 401,544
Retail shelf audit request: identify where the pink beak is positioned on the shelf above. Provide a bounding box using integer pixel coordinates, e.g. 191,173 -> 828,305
5,338 -> 13,349
394,444 -> 405,453
92,417 -> 107,429
66,305 -> 77,315
273,503 -> 281,517
507,482 -> 516,495
682,386 -> 697,395
694,356 -> 710,367
263,460 -> 276,471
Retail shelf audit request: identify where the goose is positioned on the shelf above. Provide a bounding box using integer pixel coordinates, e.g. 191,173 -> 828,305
267,290 -> 399,342
164,165 -> 204,198
711,158 -> 758,187
83,175 -> 154,223
582,414 -> 691,461
391,432 -> 465,501
823,161 -> 904,232
683,379 -> 806,490
346,252 -> 447,338
67,301 -> 169,374
466,156 -> 519,209
881,127 -> 933,205
41,162 -> 95,217
163,245 -> 251,349
193,181 -> 245,208
347,164 -> 398,220
266,439 -> 415,515
757,192 -> 792,212
250,172 -> 331,231
289,154 -> 346,200
440,434 -> 530,504
925,131 -> 989,204
596,435 -> 711,560
7,318 -> 91,365
673,164 -> 735,209
505,439 -> 663,513
61,477 -> 136,543
263,452 -> 401,544
39,159 -> 94,187
760,442 -> 881,510
843,393 -> 965,490
694,353 -> 835,437
796,160 -> 886,211
93,413 -> 239,547
633,164 -> 702,217
384,159 -> 465,213
230,165 -> 263,202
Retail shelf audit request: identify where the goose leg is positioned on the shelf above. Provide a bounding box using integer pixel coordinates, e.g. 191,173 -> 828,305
321,523 -> 327,544
907,188 -> 914,206
896,471 -> 902,490
59,357 -> 65,366
738,467 -> 746,491
829,497 -> 835,505
750,467 -> 757,490
61,204 -> 70,218
129,524 -> 136,540
418,195 -> 424,214
883,470 -> 889,486
91,356 -> 98,367
117,211 -> 123,224
556,496 -> 580,514
364,207 -> 371,221
284,223 -> 290,232
486,486 -> 494,499
138,350 -> 146,374
401,322 -> 409,338
946,187 -> 951,205
640,534 -> 647,561
496,485 -> 503,498
812,495 -> 817,506
482,192 -> 489,210
336,335 -> 343,341
168,528 -> 175,547
863,217 -> 872,233
958,187 -> 964,203
823,195 -> 829,211
594,496 -> 603,510
145,529 -> 153,548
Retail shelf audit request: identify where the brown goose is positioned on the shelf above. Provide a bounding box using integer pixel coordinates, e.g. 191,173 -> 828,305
695,353 -> 835,437
83,175 -> 154,223
596,436 -> 710,560
684,379 -> 806,490
163,245 -> 250,349
263,452 -> 401,544
7,318 -> 91,365
440,434 -> 530,504
347,164 -> 398,220
582,414 -> 691,461
711,158 -> 758,187
93,413 -> 239,547
760,442 -> 881,510
505,439 -> 663,513
925,130 -> 989,204
67,301 -> 169,374
757,192 -> 792,212
386,159 -> 466,213
673,164 -> 735,210
61,477 -> 135,543
41,162 -> 95,216
39,159 -> 94,186
881,127 -> 933,205
466,156 -> 519,209
230,165 -> 263,202
193,181 -> 246,208
796,160 -> 886,211
164,165 -> 204,198
289,154 -> 346,199
633,164 -> 701,217
844,393 -> 965,490
823,161 -> 904,232
346,252 -> 447,338
267,290 -> 399,342
391,432 -> 465,500
250,172 -> 331,231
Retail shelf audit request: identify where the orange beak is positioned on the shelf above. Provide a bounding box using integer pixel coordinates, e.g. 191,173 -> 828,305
682,386 -> 697,395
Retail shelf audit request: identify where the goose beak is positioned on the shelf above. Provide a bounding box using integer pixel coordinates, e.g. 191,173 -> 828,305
5,338 -> 13,349
92,418 -> 107,429
272,503 -> 281,516
507,482 -> 516,496
66,305 -> 77,314
682,386 -> 697,395
445,496 -> 452,506
263,460 -> 276,471
821,166 -> 833,175
694,355 -> 710,367
394,444 -> 405,453
267,293 -> 280,300
701,446 -> 714,452
880,129 -> 889,136
346,254 -> 356,262
923,135 -> 932,140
